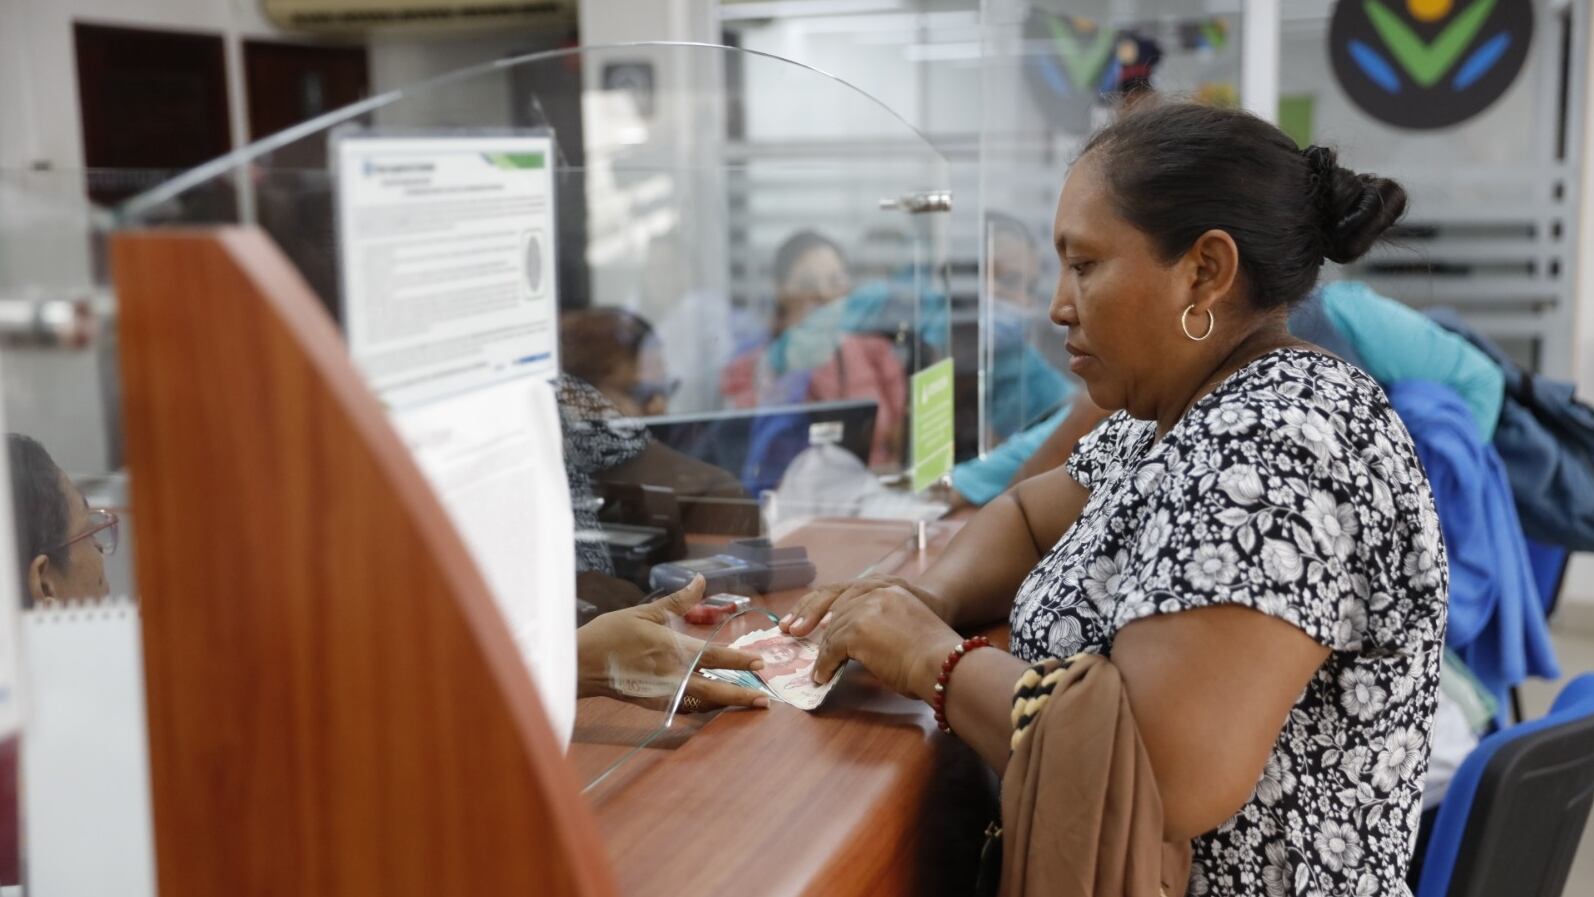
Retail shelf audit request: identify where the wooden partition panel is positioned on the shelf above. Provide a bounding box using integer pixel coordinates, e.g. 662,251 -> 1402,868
113,228 -> 615,897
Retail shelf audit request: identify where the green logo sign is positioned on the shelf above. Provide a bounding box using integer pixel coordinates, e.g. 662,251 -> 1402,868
910,359 -> 955,494
1329,0 -> 1534,130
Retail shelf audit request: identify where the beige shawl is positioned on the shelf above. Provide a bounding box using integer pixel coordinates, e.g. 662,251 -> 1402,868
999,654 -> 1192,897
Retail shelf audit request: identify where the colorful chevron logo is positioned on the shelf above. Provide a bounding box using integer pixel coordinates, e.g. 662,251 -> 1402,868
1039,14 -> 1118,95
1329,0 -> 1533,130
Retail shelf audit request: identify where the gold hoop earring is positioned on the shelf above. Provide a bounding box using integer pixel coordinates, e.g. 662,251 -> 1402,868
1181,305 -> 1215,342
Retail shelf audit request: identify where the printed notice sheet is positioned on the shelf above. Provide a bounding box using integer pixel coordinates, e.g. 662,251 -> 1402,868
336,132 -> 559,406
391,377 -> 577,746
336,132 -> 577,745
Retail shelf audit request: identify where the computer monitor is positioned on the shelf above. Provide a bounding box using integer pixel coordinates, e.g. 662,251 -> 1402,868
636,399 -> 878,494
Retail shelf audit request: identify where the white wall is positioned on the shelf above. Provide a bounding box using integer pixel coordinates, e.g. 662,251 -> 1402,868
576,0 -> 740,412
0,0 -> 38,171
366,32 -> 535,126
734,11 -> 988,144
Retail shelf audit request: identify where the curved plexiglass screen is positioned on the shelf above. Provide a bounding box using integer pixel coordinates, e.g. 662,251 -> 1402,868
973,0 -> 1246,465
109,41 -> 954,794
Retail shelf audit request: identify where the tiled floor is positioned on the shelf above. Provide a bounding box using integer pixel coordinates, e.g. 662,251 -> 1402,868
1513,623 -> 1594,894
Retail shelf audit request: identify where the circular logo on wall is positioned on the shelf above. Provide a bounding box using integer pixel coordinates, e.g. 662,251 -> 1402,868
1330,0 -> 1534,130
1023,11 -> 1120,133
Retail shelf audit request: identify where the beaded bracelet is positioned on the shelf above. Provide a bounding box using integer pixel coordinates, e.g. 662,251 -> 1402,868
931,635 -> 992,734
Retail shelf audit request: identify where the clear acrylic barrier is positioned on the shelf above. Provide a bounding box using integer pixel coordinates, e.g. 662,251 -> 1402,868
107,42 -> 954,790
969,0 -> 1582,449
973,0 -> 1245,460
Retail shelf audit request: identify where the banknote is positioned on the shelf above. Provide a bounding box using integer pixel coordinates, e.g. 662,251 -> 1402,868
728,626 -> 840,711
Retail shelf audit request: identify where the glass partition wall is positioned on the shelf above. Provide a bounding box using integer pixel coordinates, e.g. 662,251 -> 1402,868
969,0 -> 1584,481
7,10 -> 1579,890
0,45 -> 957,886
974,0 -> 1247,458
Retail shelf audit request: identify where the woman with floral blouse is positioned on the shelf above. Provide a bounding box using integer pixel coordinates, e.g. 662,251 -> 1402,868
784,102 -> 1446,896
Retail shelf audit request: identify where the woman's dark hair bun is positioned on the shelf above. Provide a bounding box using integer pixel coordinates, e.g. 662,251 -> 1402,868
1082,104 -> 1410,309
1303,144 -> 1407,265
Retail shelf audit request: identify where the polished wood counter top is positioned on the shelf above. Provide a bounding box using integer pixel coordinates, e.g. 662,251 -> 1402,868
569,516 -> 1000,897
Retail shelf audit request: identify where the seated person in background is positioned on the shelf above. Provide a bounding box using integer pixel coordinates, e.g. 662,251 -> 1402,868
555,373 -> 654,611
950,394 -> 1111,508
2,433 -> 121,887
982,213 -> 1077,442
10,433 -> 113,606
720,231 -> 907,469
558,308 -> 746,509
557,314 -> 748,615
560,307 -> 678,418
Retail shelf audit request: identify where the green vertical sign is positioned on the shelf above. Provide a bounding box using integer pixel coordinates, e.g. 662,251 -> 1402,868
910,358 -> 955,493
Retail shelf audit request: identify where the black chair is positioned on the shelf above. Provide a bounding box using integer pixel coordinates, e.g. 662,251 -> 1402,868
1419,674 -> 1594,897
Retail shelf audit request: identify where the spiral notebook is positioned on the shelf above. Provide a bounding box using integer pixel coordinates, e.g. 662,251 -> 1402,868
21,597 -> 155,897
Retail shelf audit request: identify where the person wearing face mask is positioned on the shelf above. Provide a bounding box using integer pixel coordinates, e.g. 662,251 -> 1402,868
781,104 -> 1447,896
720,231 -> 907,469
983,213 -> 1078,442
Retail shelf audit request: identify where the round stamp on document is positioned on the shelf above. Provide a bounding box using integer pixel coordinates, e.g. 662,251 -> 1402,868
522,230 -> 547,298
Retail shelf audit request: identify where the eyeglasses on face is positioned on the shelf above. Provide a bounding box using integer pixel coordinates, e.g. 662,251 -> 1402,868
629,378 -> 682,408
48,508 -> 119,557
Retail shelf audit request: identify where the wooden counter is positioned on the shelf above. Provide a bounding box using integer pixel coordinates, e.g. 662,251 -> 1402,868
568,516 -> 1000,897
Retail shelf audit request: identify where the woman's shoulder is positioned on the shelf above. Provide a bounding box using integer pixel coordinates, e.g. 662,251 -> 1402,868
1236,345 -> 1382,395
1179,347 -> 1428,495
1066,409 -> 1154,489
1197,348 -> 1401,442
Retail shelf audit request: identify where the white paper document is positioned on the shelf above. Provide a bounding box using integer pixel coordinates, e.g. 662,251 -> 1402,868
336,132 -> 559,407
391,377 -> 577,746
22,600 -> 156,897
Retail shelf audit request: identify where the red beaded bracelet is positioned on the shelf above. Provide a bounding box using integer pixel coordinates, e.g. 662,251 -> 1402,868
931,635 -> 991,734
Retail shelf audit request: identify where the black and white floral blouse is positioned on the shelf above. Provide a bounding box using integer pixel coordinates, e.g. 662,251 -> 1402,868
1009,348 -> 1448,897
556,375 -> 650,575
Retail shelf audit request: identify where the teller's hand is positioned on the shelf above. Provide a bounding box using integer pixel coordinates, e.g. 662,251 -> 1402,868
578,576 -> 770,711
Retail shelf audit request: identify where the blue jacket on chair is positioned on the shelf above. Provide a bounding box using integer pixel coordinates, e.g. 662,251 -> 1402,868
1389,381 -> 1559,721
1318,282 -> 1504,440
1427,308 -> 1594,551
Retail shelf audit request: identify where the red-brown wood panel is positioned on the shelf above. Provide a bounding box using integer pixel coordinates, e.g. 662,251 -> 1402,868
113,227 -> 615,897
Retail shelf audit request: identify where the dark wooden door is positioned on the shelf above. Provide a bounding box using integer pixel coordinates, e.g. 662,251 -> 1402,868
242,40 -> 369,152
74,23 -> 233,209
243,41 -> 369,318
